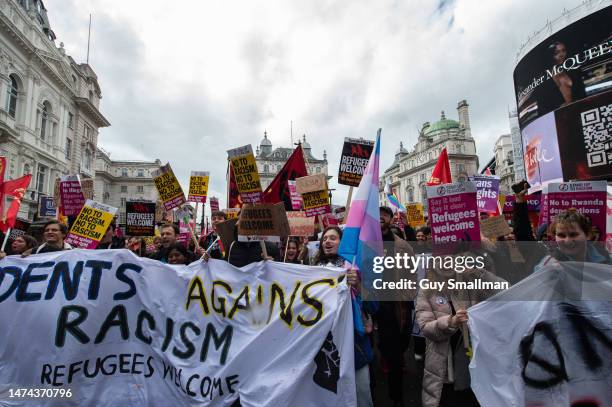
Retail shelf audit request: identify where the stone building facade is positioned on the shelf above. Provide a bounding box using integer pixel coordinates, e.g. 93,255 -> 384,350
0,0 -> 109,220
255,132 -> 328,190
493,133 -> 516,194
380,100 -> 479,209
94,148 -> 160,226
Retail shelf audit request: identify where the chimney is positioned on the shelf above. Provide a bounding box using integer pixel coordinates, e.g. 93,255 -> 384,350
457,100 -> 471,138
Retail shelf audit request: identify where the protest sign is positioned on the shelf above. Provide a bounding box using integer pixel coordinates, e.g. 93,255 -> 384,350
406,203 -> 426,228
502,193 -> 541,213
125,201 -> 156,236
607,186 -> 612,252
0,250 -> 356,406
287,211 -> 315,236
81,178 -> 94,200
302,190 -> 331,217
427,182 -> 480,246
216,217 -> 238,252
8,218 -> 30,241
65,200 -> 118,249
153,164 -> 186,211
210,197 -> 220,212
543,181 -> 607,241
321,213 -> 340,229
296,174 -> 327,194
238,203 -> 290,242
59,175 -> 86,216
227,145 -> 262,204
469,175 -> 500,213
37,195 -> 57,218
469,263 -> 612,407
188,171 -> 209,203
337,137 -> 375,187
223,208 -> 240,220
480,215 -> 512,240
175,206 -> 194,247
288,180 -> 303,210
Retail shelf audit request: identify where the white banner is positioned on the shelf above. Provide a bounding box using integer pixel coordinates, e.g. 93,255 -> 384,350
468,262 -> 612,407
0,250 -> 355,406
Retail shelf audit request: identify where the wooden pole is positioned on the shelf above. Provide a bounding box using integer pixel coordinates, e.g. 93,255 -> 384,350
260,240 -> 268,258
344,186 -> 354,224
283,236 -> 291,262
1,229 -> 11,252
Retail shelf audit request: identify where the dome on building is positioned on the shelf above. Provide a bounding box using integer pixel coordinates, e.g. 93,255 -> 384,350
260,131 -> 272,146
424,111 -> 459,135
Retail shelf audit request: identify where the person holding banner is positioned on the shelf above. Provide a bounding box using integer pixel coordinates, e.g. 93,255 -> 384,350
284,238 -> 308,264
0,234 -> 37,259
314,226 -> 375,407
535,209 -> 611,273
151,223 -> 197,264
26,220 -> 72,255
200,210 -> 227,260
167,243 -> 191,265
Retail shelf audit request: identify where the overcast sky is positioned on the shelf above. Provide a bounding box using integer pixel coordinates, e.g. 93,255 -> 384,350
46,0 -> 583,210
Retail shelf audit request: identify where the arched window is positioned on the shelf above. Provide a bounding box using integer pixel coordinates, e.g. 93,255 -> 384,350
84,149 -> 92,170
407,187 -> 414,203
40,102 -> 51,141
6,75 -> 19,118
23,164 -> 31,174
264,164 -> 269,173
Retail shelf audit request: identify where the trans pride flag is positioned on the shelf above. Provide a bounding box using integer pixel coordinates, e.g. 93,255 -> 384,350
385,180 -> 406,212
338,129 -> 383,286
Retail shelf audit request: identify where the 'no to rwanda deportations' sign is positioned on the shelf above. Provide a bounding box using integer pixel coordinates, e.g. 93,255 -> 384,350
0,251 -> 356,406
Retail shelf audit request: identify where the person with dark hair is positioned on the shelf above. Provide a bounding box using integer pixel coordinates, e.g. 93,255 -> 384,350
404,223 -> 417,241
0,234 -> 38,259
167,243 -> 191,265
96,222 -> 124,250
284,238 -> 301,264
225,222 -> 280,267
30,220 -> 71,254
200,210 -> 227,260
313,226 -> 375,407
151,223 -> 195,263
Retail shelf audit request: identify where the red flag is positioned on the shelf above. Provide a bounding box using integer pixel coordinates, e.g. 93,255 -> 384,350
0,174 -> 32,232
262,146 -> 308,210
227,161 -> 243,209
427,147 -> 452,186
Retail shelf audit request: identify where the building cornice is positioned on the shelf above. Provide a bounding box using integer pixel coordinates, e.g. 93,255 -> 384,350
74,97 -> 110,127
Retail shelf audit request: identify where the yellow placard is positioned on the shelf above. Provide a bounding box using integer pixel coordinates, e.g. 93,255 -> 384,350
153,164 -> 186,210
223,208 -> 240,219
70,205 -> 114,242
229,155 -> 262,193
406,203 -> 426,228
302,190 -> 330,210
188,173 -> 209,202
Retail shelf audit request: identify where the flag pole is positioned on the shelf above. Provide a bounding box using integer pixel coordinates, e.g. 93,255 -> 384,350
344,186 -> 354,224
1,229 -> 10,252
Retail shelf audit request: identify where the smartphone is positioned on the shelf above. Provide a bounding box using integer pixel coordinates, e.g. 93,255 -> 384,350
511,180 -> 530,194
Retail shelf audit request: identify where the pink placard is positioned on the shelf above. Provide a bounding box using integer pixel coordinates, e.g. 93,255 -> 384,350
427,182 -> 480,247
59,179 -> 86,216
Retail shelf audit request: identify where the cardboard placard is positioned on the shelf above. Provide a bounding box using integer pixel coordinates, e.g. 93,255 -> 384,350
153,163 -> 186,211
406,203 -> 425,228
480,215 -> 512,240
65,200 -> 118,249
81,178 -> 94,200
188,171 -> 209,203
337,137 -> 375,187
59,175 -> 86,216
125,201 -> 156,236
237,203 -> 290,242
301,190 -> 331,217
286,211 -> 315,236
295,174 -> 327,195
216,218 -> 238,253
227,145 -> 263,204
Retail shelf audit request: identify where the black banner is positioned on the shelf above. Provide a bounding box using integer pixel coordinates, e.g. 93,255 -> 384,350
125,201 -> 156,236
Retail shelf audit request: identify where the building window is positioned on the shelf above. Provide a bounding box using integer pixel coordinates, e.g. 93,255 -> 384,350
6,75 -> 18,118
137,169 -> 144,177
68,112 -> 74,129
36,164 -> 47,193
457,164 -> 465,173
137,185 -> 144,193
65,138 -> 72,160
420,173 -> 425,182
40,102 -> 50,141
316,167 -> 321,174
263,164 -> 269,173
84,149 -> 92,170
84,124 -> 92,142
121,168 -> 128,177
24,164 -> 31,174
120,185 -> 127,193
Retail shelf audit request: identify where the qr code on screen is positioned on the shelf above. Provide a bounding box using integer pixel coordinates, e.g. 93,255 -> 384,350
581,104 -> 612,167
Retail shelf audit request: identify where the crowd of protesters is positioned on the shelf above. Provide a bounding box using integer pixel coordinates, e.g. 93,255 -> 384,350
0,182 -> 610,407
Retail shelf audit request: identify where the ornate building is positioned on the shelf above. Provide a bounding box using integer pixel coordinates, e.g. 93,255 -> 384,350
255,132 -> 328,189
493,134 -> 516,194
508,108 -> 526,181
94,148 -> 160,226
380,100 -> 479,209
0,0 -> 110,220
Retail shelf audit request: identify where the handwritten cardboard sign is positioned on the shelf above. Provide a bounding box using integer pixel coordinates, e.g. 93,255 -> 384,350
287,211 -> 315,236
295,174 -> 327,195
238,203 -> 290,242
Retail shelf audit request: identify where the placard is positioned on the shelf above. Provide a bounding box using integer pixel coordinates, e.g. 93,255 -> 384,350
427,182 -> 480,247
295,174 -> 327,194
237,203 -> 290,242
125,201 -> 156,236
406,203 -> 426,228
65,200 -> 118,249
227,145 -> 262,204
337,137 -> 375,187
153,163 -> 186,211
301,190 -> 331,217
81,178 -> 94,200
287,211 -> 315,236
59,175 -> 86,216
210,197 -> 220,212
37,195 -> 57,218
469,175 -> 500,213
223,208 -> 240,220
187,171 -> 209,203
480,215 -> 512,240
288,180 -> 303,210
